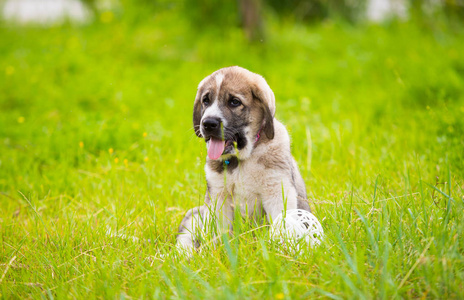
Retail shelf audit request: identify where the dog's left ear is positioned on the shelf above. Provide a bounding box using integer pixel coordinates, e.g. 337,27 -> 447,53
251,78 -> 276,140
193,75 -> 212,137
261,103 -> 274,139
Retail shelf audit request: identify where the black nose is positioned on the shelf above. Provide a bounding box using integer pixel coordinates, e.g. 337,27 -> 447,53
202,118 -> 221,131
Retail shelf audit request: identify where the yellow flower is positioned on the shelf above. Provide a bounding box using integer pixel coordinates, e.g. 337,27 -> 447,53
17,116 -> 25,123
5,66 -> 15,75
108,148 -> 114,154
143,132 -> 148,137
144,157 -> 149,162
100,11 -> 114,23
79,141 -> 84,148
275,293 -> 285,300
124,159 -> 128,166
114,157 -> 119,164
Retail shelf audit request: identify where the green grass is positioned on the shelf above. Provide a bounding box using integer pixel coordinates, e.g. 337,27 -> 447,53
1,5 -> 464,299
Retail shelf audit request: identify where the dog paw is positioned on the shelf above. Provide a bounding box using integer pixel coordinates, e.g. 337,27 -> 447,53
175,242 -> 196,258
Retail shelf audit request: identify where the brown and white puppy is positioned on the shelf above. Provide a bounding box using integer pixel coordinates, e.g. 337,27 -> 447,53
177,66 -> 310,251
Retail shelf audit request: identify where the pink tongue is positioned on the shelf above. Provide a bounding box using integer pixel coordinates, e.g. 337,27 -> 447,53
207,138 -> 225,160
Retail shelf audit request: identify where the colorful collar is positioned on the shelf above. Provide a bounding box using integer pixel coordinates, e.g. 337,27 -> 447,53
255,126 -> 263,143
225,126 -> 264,166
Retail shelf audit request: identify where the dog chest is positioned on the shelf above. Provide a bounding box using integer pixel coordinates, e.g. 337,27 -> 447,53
205,161 -> 265,216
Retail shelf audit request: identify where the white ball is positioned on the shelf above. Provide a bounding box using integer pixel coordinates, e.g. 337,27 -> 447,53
269,209 -> 324,252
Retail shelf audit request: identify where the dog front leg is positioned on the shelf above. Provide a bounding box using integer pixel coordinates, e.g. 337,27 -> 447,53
176,205 -> 211,252
207,188 -> 234,238
261,178 -> 298,222
176,190 -> 233,254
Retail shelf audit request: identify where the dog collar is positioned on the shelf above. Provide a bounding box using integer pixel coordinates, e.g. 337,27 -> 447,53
223,126 -> 264,166
255,126 -> 263,143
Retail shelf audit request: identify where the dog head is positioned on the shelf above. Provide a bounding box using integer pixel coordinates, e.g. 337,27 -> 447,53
193,66 -> 275,161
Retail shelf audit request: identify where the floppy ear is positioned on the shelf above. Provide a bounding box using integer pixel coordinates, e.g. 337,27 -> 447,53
193,75 -> 212,137
262,103 -> 275,139
252,83 -> 275,140
193,94 -> 202,137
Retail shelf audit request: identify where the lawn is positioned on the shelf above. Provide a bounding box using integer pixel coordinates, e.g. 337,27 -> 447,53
1,3 -> 464,299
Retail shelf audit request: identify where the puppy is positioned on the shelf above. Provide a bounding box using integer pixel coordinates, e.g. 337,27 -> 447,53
177,66 -> 310,251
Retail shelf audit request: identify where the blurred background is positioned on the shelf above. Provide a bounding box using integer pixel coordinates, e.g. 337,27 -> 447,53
2,0 -> 464,33
1,0 -> 463,198
1,0 -> 463,197
0,0 -> 463,216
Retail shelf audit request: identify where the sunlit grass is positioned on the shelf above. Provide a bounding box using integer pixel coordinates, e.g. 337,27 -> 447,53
0,6 -> 463,299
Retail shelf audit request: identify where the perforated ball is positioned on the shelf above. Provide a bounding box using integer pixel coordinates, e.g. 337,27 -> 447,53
269,209 -> 324,253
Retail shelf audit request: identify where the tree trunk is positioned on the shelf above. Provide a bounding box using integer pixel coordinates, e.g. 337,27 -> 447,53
239,0 -> 265,42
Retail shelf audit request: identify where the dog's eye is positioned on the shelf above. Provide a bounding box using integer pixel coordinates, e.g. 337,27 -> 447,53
229,98 -> 242,107
202,95 -> 210,106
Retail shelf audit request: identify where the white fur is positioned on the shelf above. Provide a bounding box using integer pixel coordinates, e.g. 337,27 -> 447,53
204,120 -> 297,222
215,73 -> 224,93
177,208 -> 213,251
